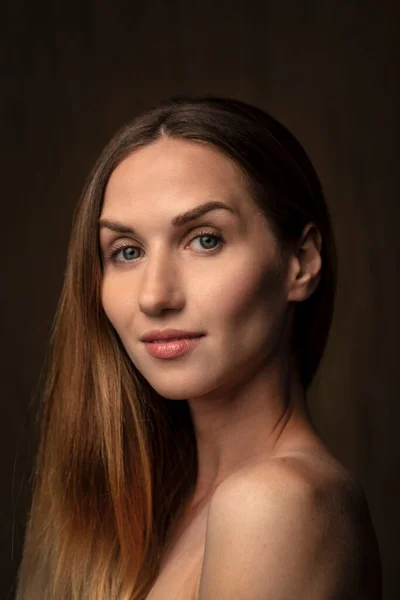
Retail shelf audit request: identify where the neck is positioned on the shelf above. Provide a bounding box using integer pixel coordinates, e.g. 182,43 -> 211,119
186,350 -> 315,502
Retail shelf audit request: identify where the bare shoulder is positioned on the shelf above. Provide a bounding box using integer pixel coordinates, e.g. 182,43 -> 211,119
199,452 -> 382,599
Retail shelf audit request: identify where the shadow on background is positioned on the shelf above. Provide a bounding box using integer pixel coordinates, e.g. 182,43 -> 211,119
3,1 -> 399,598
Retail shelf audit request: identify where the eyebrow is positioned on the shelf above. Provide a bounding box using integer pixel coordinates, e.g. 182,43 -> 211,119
98,201 -> 236,234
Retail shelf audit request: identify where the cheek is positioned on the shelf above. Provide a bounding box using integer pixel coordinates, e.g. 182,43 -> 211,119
209,259 -> 286,350
101,274 -> 133,335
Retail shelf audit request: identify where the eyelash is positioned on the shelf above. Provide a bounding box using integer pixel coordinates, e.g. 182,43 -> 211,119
106,230 -> 225,264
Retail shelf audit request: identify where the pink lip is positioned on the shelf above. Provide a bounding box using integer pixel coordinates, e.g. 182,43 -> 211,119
140,328 -> 205,342
144,336 -> 203,359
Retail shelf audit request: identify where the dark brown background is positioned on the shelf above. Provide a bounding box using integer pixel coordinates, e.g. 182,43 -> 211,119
2,1 -> 399,598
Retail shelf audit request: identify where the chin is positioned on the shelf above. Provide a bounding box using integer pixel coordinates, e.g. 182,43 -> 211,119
128,351 -> 226,400
145,380 -> 204,400
136,370 -> 217,401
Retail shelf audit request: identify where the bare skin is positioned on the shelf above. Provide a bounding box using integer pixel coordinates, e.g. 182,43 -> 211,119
99,137 -> 381,599
145,451 -> 380,600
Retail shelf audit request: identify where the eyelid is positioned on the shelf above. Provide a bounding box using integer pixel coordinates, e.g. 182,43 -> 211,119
104,222 -> 225,249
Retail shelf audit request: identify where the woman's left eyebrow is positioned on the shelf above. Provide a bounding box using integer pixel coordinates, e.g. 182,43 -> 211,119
98,201 -> 236,235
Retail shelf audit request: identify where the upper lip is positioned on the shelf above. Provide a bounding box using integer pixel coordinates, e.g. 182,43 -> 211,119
140,328 -> 205,342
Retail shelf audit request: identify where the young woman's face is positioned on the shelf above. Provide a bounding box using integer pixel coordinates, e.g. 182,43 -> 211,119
99,138 -> 292,400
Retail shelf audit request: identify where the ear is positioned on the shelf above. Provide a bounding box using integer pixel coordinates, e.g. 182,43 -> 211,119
287,223 -> 322,303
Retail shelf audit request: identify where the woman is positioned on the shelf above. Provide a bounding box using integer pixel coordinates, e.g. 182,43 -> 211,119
17,96 -> 382,599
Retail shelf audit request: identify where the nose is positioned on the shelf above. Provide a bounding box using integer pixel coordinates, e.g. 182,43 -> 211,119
138,252 -> 185,315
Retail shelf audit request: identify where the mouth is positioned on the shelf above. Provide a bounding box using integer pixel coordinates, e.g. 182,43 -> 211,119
143,335 -> 204,359
141,329 -> 206,343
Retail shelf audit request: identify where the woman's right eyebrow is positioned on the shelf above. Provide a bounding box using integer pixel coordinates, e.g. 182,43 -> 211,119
98,201 -> 237,235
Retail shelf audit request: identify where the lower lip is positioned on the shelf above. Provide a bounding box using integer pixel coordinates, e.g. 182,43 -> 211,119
144,336 -> 204,359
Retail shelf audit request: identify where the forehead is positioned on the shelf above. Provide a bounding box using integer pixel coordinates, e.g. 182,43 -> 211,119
103,138 -> 256,217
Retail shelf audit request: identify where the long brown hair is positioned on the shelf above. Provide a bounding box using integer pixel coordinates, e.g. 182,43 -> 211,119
17,96 -> 337,599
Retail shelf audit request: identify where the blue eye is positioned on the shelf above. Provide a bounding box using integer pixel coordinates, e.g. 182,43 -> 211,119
108,245 -> 138,262
191,232 -> 224,252
108,231 -> 225,264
